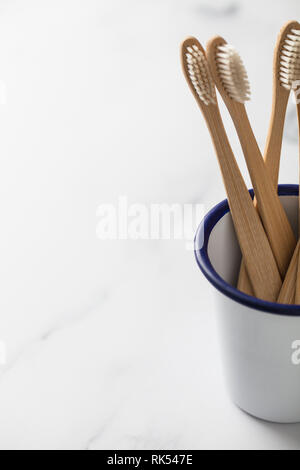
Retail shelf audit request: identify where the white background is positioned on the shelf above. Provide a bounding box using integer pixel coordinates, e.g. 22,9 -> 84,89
1,0 -> 300,450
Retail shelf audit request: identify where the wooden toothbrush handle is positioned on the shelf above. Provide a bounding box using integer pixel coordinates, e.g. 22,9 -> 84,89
264,91 -> 290,185
277,98 -> 300,303
232,105 -> 296,276
237,260 -> 253,295
294,102 -> 300,304
238,92 -> 291,296
278,239 -> 300,304
295,246 -> 300,304
205,106 -> 282,301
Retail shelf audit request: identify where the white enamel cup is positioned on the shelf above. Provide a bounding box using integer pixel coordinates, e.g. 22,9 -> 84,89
195,185 -> 300,423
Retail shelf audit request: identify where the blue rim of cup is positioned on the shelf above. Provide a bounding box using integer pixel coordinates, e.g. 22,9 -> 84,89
194,184 -> 300,316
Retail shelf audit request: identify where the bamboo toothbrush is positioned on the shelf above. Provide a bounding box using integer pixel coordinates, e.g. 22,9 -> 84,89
276,24 -> 300,303
231,21 -> 300,303
265,21 -> 300,183
206,36 -> 297,292
282,27 -> 300,304
181,37 -> 281,301
278,23 -> 300,304
239,21 -> 300,297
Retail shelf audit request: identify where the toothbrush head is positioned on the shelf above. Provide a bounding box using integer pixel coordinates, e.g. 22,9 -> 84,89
181,37 -> 216,106
215,41 -> 251,104
279,22 -> 300,90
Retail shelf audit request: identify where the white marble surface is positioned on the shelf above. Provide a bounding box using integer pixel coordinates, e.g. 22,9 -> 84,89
1,0 -> 300,450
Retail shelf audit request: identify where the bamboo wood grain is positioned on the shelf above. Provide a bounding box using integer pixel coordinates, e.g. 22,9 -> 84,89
181,38 -> 282,302
295,102 -> 300,304
296,243 -> 300,304
278,22 -> 300,303
238,21 -> 300,298
238,84 -> 291,294
278,239 -> 300,304
206,35 -> 297,297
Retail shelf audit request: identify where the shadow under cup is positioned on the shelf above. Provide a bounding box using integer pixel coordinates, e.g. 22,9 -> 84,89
195,184 -> 300,423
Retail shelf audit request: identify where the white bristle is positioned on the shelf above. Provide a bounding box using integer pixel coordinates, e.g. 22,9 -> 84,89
280,28 -> 300,90
185,44 -> 216,106
216,44 -> 250,104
